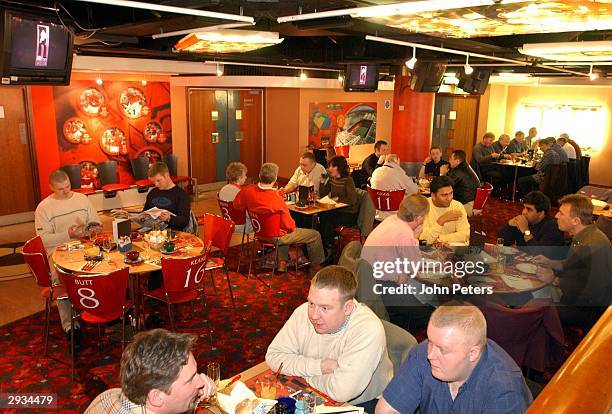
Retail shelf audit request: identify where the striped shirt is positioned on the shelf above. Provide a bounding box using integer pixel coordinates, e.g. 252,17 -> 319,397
85,388 -> 148,414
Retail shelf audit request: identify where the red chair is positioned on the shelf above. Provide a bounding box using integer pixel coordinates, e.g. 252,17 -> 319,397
202,213 -> 236,308
366,186 -> 406,214
217,195 -> 250,271
143,249 -> 211,331
248,210 -> 303,283
57,267 -> 133,379
97,161 -> 129,198
335,145 -> 350,158
163,154 -> 198,199
21,236 -> 68,356
473,182 -> 494,213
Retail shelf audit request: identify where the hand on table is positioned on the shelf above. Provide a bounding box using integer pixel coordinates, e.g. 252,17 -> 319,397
321,358 -> 339,374
503,154 -> 512,160
492,152 -> 500,159
68,224 -> 84,239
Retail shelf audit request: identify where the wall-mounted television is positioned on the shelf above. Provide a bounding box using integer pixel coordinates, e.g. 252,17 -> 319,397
344,64 -> 379,92
0,9 -> 73,85
409,62 -> 446,93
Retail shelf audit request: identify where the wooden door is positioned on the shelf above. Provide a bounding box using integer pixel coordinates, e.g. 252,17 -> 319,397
0,86 -> 37,215
189,89 -> 263,185
188,89 -> 222,185
450,96 -> 479,162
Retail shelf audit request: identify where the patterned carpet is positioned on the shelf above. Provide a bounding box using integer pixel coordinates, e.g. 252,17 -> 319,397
0,197 -> 564,412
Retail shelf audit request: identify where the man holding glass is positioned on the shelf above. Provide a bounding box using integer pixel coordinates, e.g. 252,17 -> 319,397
35,169 -> 102,349
266,266 -> 393,408
86,329 -> 216,414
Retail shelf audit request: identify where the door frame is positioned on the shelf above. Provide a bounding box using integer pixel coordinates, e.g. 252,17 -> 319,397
186,88 -> 265,184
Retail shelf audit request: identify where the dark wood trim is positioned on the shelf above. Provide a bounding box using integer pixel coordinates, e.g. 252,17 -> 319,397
23,86 -> 41,204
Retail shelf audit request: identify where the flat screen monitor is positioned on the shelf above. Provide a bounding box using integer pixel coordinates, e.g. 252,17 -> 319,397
0,9 -> 73,85
344,64 -> 379,92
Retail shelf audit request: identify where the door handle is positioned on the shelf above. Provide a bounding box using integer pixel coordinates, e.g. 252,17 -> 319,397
234,131 -> 244,142
211,132 -> 220,144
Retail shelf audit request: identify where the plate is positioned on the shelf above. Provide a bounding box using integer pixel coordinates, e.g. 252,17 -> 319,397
501,246 -> 520,255
294,204 -> 309,209
516,263 -> 537,274
160,248 -> 178,255
84,253 -> 104,261
124,257 -> 144,265
468,276 -> 496,285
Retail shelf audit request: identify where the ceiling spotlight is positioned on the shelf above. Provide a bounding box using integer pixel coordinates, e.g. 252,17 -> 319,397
464,54 -> 474,75
300,70 -> 307,81
405,46 -> 417,69
96,76 -> 103,85
216,63 -> 223,76
589,64 -> 599,80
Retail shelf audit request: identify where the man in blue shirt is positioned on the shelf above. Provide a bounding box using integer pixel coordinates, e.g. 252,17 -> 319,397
376,305 -> 532,414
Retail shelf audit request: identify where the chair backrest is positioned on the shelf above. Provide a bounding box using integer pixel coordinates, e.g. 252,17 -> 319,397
356,188 -> 376,237
22,235 -> 52,288
473,182 -> 493,210
163,154 -> 179,177
202,213 -> 235,255
367,186 -> 406,212
131,156 -> 150,180
355,258 -> 390,321
57,267 -> 130,320
97,161 -> 119,185
249,210 -> 283,239
470,158 -> 483,181
335,145 -> 350,158
381,319 -> 418,374
182,210 -> 199,236
217,195 -> 247,225
338,240 -> 363,274
161,251 -> 209,297
60,164 -> 82,189
540,164 -> 568,206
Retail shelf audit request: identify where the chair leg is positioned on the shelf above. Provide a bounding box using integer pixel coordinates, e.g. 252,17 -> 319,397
209,269 -> 217,293
167,302 -> 176,330
121,311 -> 126,351
248,237 -> 256,277
237,228 -> 246,272
224,265 -> 236,308
70,311 -> 75,381
43,297 -> 51,356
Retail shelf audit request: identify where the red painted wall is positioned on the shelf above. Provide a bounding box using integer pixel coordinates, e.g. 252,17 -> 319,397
391,75 -> 435,162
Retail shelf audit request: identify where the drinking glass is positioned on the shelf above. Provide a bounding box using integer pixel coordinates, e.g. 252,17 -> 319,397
102,237 -> 113,262
259,373 -> 277,399
298,393 -> 316,414
496,238 -> 505,274
206,362 -> 221,389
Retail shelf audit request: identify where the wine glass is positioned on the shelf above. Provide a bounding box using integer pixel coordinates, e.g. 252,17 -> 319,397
206,362 -> 220,388
102,237 -> 113,262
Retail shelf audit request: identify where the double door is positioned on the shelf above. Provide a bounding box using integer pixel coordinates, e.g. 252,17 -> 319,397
432,94 -> 479,161
189,89 -> 263,185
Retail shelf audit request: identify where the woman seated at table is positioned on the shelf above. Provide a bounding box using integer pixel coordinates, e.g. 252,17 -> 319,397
318,156 -> 359,249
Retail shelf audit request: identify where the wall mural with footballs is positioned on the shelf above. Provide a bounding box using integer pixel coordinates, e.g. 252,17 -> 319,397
52,80 -> 172,189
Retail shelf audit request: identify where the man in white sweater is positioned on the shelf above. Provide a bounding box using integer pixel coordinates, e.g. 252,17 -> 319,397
370,154 -> 418,220
34,170 -> 102,346
419,176 -> 470,246
266,266 -> 393,407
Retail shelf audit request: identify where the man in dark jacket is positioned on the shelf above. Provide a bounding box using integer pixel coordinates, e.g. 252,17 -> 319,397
497,191 -> 565,257
507,131 -> 529,155
441,149 -> 480,215
361,140 -> 389,179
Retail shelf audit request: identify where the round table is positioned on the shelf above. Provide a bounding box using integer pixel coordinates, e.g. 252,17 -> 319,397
52,231 -> 205,275
415,246 -> 552,295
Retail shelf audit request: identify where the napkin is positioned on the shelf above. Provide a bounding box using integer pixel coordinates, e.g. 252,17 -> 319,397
318,196 -> 336,205
501,274 -> 534,290
217,381 -> 276,414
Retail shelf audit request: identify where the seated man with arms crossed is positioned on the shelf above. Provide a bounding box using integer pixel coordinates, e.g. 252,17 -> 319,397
370,154 -> 418,220
266,266 -> 393,410
376,305 -> 532,414
234,163 -> 325,273
420,176 -> 471,246
35,169 -> 102,348
86,329 -> 216,414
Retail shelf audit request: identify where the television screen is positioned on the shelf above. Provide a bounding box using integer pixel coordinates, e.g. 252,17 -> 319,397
344,64 -> 379,92
10,16 -> 69,70
1,9 -> 73,85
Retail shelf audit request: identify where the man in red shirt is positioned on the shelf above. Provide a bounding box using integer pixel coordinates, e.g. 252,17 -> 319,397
234,163 -> 325,272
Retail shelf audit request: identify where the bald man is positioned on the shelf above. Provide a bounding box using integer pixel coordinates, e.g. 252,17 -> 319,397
376,305 -> 532,414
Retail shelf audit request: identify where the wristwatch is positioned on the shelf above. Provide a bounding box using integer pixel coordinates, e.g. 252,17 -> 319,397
523,230 -> 531,236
